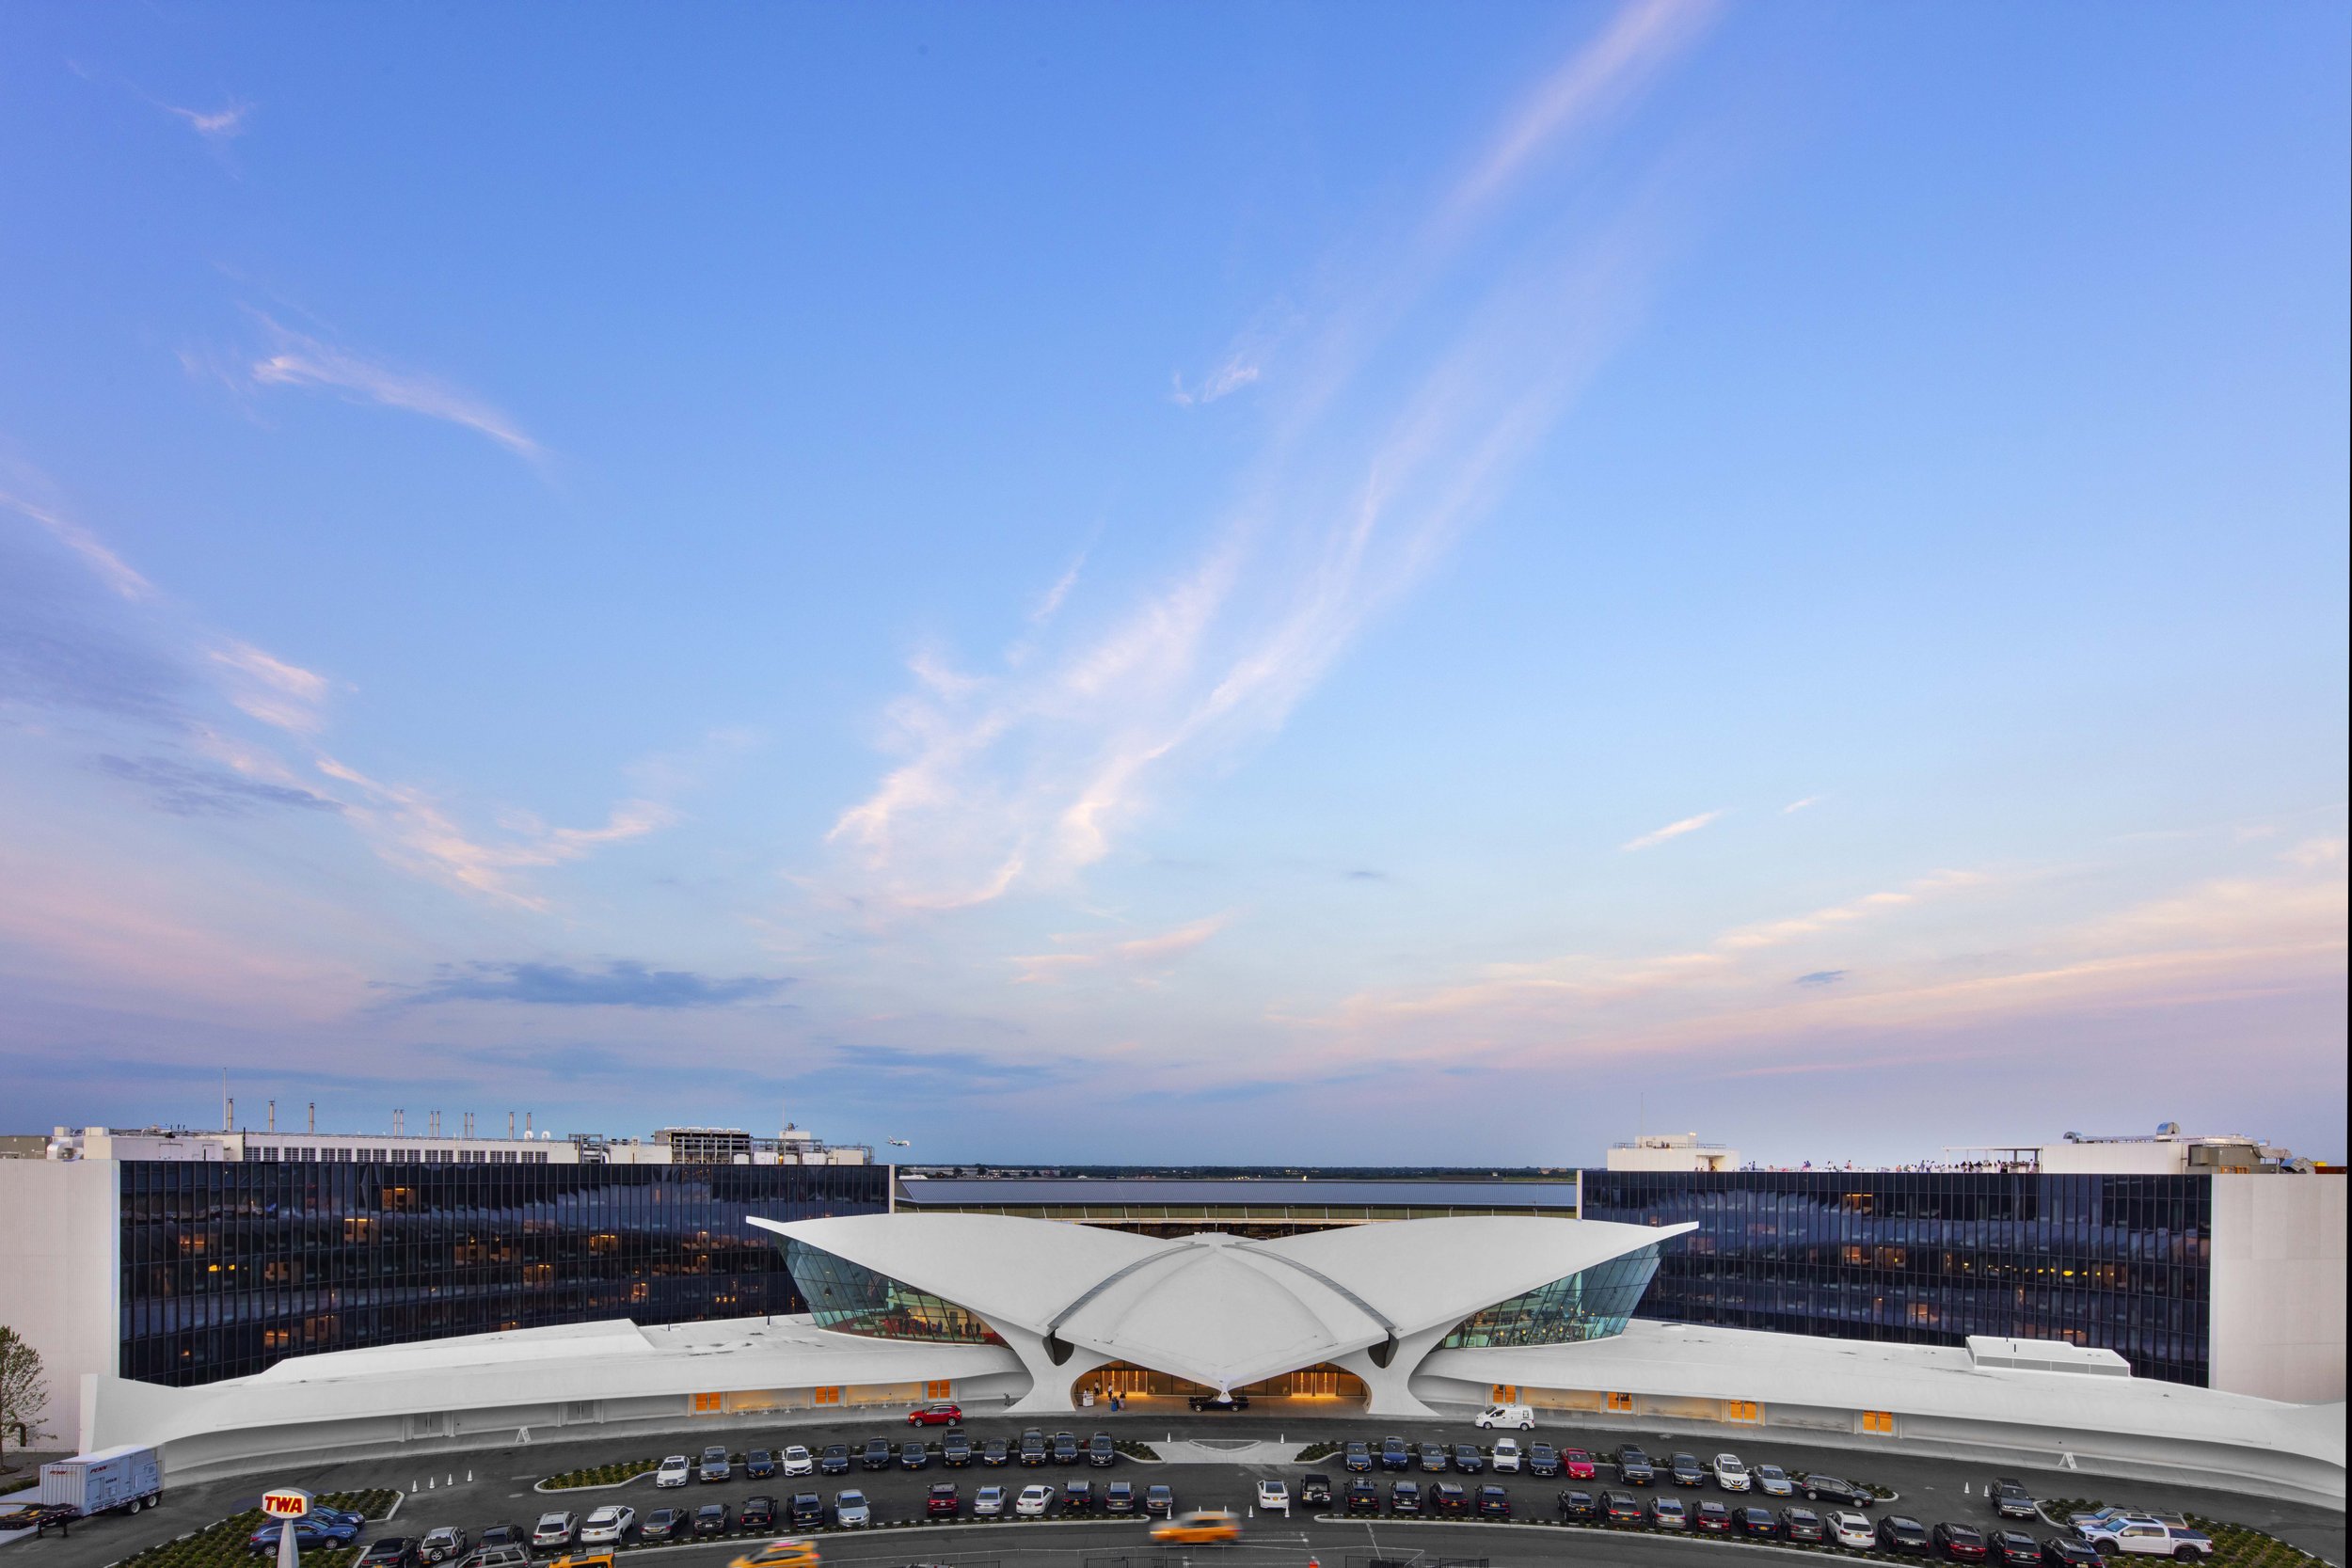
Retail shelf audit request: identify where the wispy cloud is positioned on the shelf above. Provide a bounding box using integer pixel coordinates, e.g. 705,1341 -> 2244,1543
246,313 -> 543,461
93,753 -> 342,818
167,98 -> 251,141
394,959 -> 789,1009
209,640 -> 332,733
1169,357 -> 1263,407
1,490 -> 155,600
1010,914 -> 1231,985
1794,969 -> 1847,988
819,0 -> 1720,915
1622,809 -> 1722,851
1783,794 -> 1825,815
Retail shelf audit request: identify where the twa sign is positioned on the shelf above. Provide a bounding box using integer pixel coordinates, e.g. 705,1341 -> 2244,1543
262,1490 -> 313,1519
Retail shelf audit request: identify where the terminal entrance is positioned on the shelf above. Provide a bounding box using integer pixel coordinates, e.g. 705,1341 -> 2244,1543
1073,1360 -> 1366,1409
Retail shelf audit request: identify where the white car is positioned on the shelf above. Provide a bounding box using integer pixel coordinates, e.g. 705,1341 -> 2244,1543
834,1490 -> 870,1528
1754,1465 -> 1794,1497
1474,1402 -> 1534,1431
656,1455 -> 692,1488
530,1513 -> 577,1549
782,1446 -> 814,1477
974,1485 -> 1007,1517
1015,1484 -> 1055,1517
1713,1454 -> 1750,1492
1489,1439 -> 1523,1473
1256,1480 -> 1289,1513
1832,1512 -> 1876,1547
578,1507 -> 634,1545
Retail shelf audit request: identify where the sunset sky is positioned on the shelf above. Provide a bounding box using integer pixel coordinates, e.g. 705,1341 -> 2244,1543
2,2 -> 2344,1163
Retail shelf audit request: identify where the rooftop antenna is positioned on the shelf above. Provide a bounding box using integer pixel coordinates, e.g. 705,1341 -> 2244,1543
308,1101 -> 316,1133
268,1100 -> 277,1133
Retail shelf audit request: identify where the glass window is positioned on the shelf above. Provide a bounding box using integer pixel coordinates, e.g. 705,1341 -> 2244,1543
781,1238 -> 1003,1344
1437,1245 -> 1661,1348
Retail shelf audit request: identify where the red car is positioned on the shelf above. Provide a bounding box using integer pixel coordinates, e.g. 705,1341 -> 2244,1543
1562,1449 -> 1597,1481
907,1402 -> 963,1427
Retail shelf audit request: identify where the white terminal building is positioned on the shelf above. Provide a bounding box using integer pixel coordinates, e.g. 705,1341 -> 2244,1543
0,1123 -> 2340,1507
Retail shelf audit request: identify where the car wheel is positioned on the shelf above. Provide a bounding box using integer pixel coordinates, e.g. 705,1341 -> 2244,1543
2174,1552 -> 2203,1562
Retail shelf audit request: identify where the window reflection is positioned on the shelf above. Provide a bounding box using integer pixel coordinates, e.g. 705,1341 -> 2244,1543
781,1238 -> 1004,1344
1438,1245 -> 1661,1348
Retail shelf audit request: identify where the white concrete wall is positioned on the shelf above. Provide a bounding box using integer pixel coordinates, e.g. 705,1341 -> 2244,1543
0,1159 -> 119,1447
2209,1174 -> 2346,1402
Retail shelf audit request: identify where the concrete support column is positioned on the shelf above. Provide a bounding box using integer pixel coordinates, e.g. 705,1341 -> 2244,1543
1333,1324 -> 1453,1418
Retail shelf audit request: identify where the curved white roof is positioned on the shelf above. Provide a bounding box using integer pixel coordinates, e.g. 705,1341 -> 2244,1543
751,1211 -> 1689,1391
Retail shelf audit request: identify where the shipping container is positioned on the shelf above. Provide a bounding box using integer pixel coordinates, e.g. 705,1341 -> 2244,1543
40,1447 -> 162,1516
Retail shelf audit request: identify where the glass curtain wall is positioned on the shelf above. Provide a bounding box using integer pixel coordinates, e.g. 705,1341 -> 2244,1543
1438,1245 -> 1661,1348
1578,1171 -> 2212,1386
780,1237 -> 1003,1343
119,1160 -> 888,1387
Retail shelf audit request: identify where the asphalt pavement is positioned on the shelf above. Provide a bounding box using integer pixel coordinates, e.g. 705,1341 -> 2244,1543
7,1414 -> 2339,1568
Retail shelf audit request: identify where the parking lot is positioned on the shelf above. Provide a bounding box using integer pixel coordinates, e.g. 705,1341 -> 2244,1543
5,1413 -> 2339,1568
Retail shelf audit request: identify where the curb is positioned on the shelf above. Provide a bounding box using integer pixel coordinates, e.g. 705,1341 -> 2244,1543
1308,1510 -> 1940,1564
537,1473 -> 660,1495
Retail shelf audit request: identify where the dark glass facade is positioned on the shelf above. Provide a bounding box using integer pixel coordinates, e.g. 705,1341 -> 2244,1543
119,1161 -> 889,1387
780,1237 -> 1003,1344
1438,1244 -> 1661,1349
1579,1171 -> 2213,1386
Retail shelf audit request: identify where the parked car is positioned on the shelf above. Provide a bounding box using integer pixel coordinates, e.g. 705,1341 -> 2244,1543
1489,1439 -> 1522,1473
1994,1531 -> 2046,1566
1380,1436 -> 1411,1471
738,1499 -> 774,1532
420,1528 -> 469,1563
2044,1540 -> 2107,1567
1651,1497 -> 1690,1530
2072,1513 -> 2212,1560
1602,1491 -> 1645,1526
908,1402 -> 963,1426
1527,1443 -> 1561,1478
698,1449 -> 732,1484
691,1506 -> 730,1538
1738,1507 -> 1780,1538
1807,1474 -> 1874,1508
861,1439 -> 893,1471
1429,1482 -> 1470,1517
1693,1501 -> 1731,1533
781,1447 -> 813,1478
1832,1513 -> 1878,1548
898,1441 -> 930,1471
1300,1474 -> 1332,1507
1784,1507 -> 1828,1544
1257,1480 -> 1289,1513
531,1513 -> 579,1550
1714,1454 -> 1751,1492
927,1483 -> 961,1518
1152,1511 -> 1241,1545
943,1433 -> 973,1467
1475,1402 -> 1534,1430
1062,1481 -> 1094,1513
973,1486 -> 1007,1519
833,1491 -> 870,1528
1755,1465 -> 1794,1497
1991,1481 -> 2040,1522
1614,1446 -> 1656,1485
819,1446 -> 850,1477
1453,1444 -> 1486,1475
745,1451 -> 777,1481
1186,1392 -> 1249,1412
787,1497 -> 824,1529
656,1457 -> 692,1489
1669,1453 -> 1707,1487
1390,1481 -> 1422,1516
454,1544 -> 527,1568
1940,1522 -> 1993,1560
475,1525 -> 529,1552
1051,1432 -> 1080,1465
1880,1515 -> 1933,1555
1089,1433 -> 1116,1467
1476,1486 -> 1511,1519
357,1540 -> 418,1568
1018,1430 -> 1048,1466
1558,1490 -> 1600,1523
1417,1442 -> 1449,1472
980,1438 -> 1010,1466
1145,1484 -> 1175,1518
638,1512 -> 688,1544
1345,1480 -> 1381,1515
1014,1484 -> 1054,1518
1105,1481 -> 1139,1514
1345,1442 -> 1374,1474
579,1507 -> 635,1545
1563,1447 -> 1598,1481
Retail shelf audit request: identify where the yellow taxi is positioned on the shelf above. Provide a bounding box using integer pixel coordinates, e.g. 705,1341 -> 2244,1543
728,1540 -> 821,1568
546,1555 -> 616,1568
1151,1510 -> 1242,1545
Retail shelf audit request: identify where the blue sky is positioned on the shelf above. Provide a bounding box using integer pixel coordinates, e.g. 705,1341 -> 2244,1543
2,2 -> 2344,1164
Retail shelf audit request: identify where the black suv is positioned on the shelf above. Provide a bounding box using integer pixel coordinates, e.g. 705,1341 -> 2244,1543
1187,1391 -> 1249,1411
942,1433 -> 972,1467
1879,1516 -> 1932,1555
1346,1480 -> 1381,1515
819,1445 -> 850,1476
1344,1442 -> 1373,1474
1052,1432 -> 1080,1465
1429,1482 -> 1470,1517
1602,1490 -> 1645,1525
1062,1481 -> 1093,1512
1089,1433 -> 1116,1467
1669,1453 -> 1706,1487
1019,1430 -> 1048,1466
1476,1486 -> 1511,1519
1453,1444 -> 1486,1474
788,1496 -> 824,1528
1300,1475 -> 1332,1508
1559,1490 -> 1599,1523
1990,1481 -> 2039,1522
2042,1541 -> 2105,1568
1936,1523 -> 1991,1561
860,1439 -> 892,1471
1104,1481 -> 1137,1514
1614,1446 -> 1656,1485
1784,1508 -> 1827,1543
1993,1532 -> 2044,1567
898,1441 -> 930,1470
1391,1481 -> 1422,1515
1527,1443 -> 1561,1478
1380,1436 -> 1411,1472
980,1438 -> 1010,1466
1417,1442 -> 1449,1472
740,1497 -> 776,1530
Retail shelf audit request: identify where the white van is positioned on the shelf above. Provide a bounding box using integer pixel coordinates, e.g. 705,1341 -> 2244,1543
1473,1403 -> 1534,1431
1489,1438 -> 1523,1472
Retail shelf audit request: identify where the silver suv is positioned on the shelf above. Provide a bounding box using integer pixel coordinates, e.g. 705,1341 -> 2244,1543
698,1447 -> 732,1483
